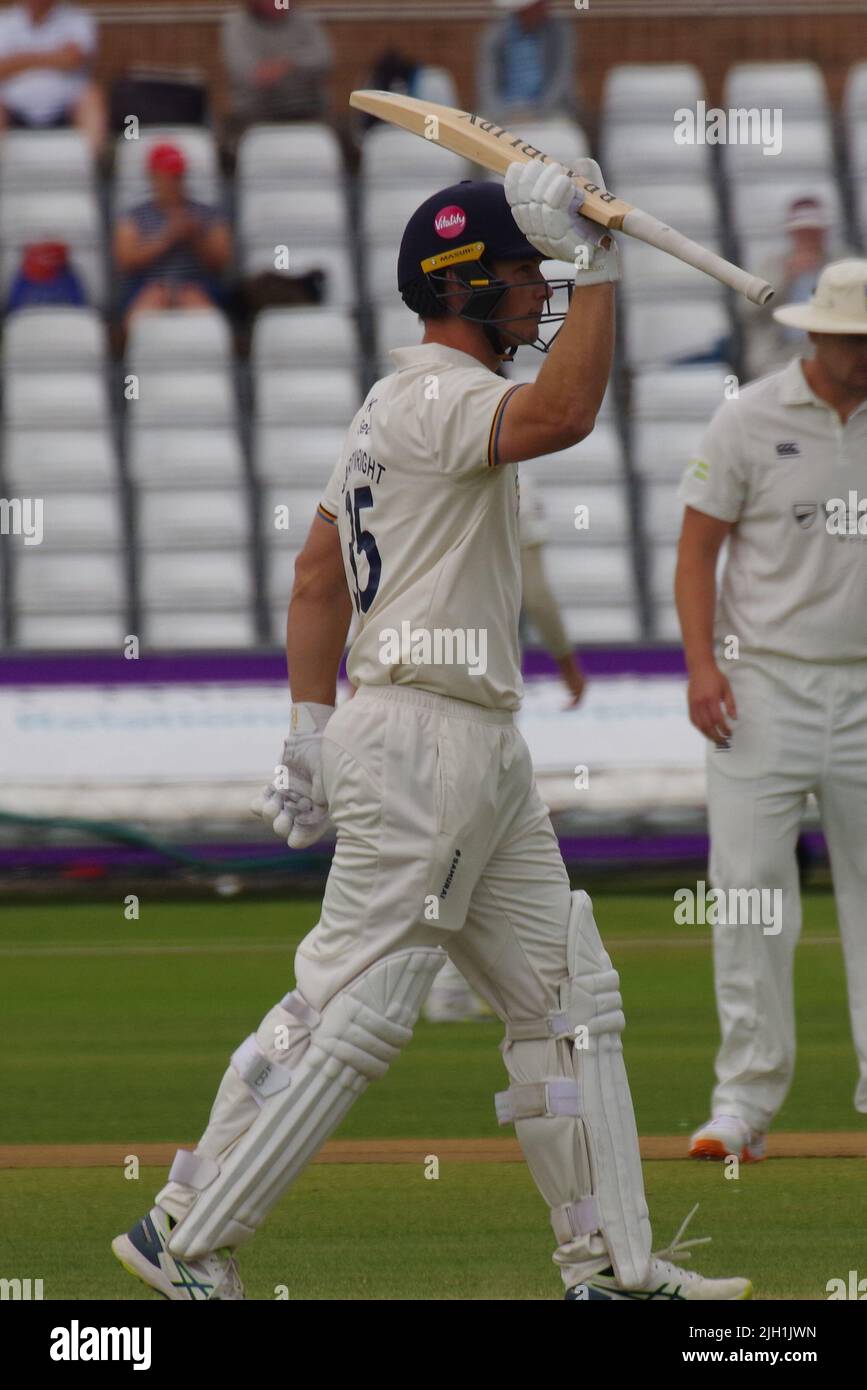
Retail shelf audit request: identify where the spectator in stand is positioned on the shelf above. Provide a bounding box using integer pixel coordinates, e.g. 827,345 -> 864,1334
221,0 -> 333,157
6,240 -> 86,312
114,143 -> 232,332
742,196 -> 855,380
0,0 -> 106,156
476,0 -> 578,127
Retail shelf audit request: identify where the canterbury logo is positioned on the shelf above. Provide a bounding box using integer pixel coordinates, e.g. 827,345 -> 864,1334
776,441 -> 800,456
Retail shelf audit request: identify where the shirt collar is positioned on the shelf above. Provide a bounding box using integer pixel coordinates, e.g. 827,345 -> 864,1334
388,343 -> 495,374
779,355 -> 867,420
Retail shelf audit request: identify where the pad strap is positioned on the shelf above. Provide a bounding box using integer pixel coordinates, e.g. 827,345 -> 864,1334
231,1034 -> 292,1105
168,1148 -> 220,1191
495,1077 -> 581,1125
552,1197 -> 602,1243
503,1011 -> 571,1042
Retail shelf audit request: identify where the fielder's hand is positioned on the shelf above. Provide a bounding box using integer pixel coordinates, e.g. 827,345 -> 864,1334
505,157 -> 620,285
252,701 -> 334,849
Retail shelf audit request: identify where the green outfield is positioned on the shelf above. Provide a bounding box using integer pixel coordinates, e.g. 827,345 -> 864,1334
2,892 -> 865,1300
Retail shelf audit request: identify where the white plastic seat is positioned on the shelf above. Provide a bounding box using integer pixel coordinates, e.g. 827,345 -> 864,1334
618,234 -> 725,299
254,426 -> 345,484
362,183 -> 443,248
236,123 -> 343,187
847,120 -> 867,178
602,64 -> 705,124
266,547 -> 304,607
251,308 -> 358,371
723,62 -> 829,120
623,298 -> 732,370
0,130 -> 94,188
643,479 -> 688,543
14,612 -> 125,648
543,545 -> 634,605
2,307 -> 107,371
412,67 -> 459,107
256,369 -> 359,426
241,242 -> 354,307
498,118 -> 590,171
632,419 -> 709,482
240,187 -> 347,248
603,123 -> 709,182
4,371 -> 110,428
127,372 -> 237,427
126,309 -> 233,371
0,188 -> 101,245
844,62 -> 867,121
561,604 -> 641,643
137,490 -> 248,549
608,179 -> 721,242
859,182 -> 867,242
3,427 -> 118,489
39,491 -> 123,548
534,483 -> 630,544
527,424 -> 624,484
650,542 -> 679,602
143,610 -> 257,648
127,426 -> 244,486
138,550 -> 253,607
113,127 -> 220,210
631,365 -> 735,420
720,118 -> 833,181
13,550 -> 126,610
361,124 -> 468,186
376,303 -> 424,356
262,486 -> 330,544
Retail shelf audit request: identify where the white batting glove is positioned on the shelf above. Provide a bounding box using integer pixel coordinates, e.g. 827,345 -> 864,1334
252,701 -> 334,850
505,157 -> 620,285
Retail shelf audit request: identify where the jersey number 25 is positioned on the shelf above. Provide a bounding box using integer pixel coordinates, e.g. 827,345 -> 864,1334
344,485 -> 382,614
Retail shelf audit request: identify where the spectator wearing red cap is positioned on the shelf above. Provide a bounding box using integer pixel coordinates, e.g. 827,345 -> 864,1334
0,0 -> 106,156
740,195 -> 857,380
113,141 -> 232,331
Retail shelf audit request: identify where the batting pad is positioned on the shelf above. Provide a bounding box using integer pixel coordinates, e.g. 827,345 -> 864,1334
165,946 -> 445,1259
495,890 -> 651,1289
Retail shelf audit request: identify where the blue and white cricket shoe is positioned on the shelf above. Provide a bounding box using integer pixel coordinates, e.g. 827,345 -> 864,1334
112,1206 -> 245,1301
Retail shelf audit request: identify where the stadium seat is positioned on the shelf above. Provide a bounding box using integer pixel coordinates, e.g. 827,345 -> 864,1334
361,124 -> 468,186
618,234 -> 726,300
622,298 -> 732,370
858,181 -> 867,243
113,127 -> 220,210
643,478 -> 687,543
253,426 -> 345,485
560,604 -> 641,643
528,424 -> 625,484
0,129 -> 94,188
0,245 -> 106,310
236,123 -> 343,187
138,550 -> 253,608
4,371 -> 110,428
844,61 -> 867,121
240,186 -> 349,251
3,428 -> 118,490
847,119 -> 867,179
606,179 -> 721,243
723,62 -> 830,120
720,119 -> 834,182
497,118 -> 590,169
376,303 -> 424,359
137,490 -> 249,549
126,309 -> 233,371
262,485 -> 332,548
265,545 -> 304,611
412,66 -> 459,107
632,419 -> 710,482
251,308 -> 359,371
127,372 -> 237,427
532,483 -> 630,544
14,613 -> 126,649
127,426 -> 244,486
255,369 -> 360,426
12,550 -> 126,612
362,183 -> 445,248
0,187 -> 101,245
1,307 -> 107,371
543,545 -> 635,606
631,365 -> 737,420
728,175 -> 843,242
240,242 -> 355,307
143,610 -> 258,649
602,64 -> 705,124
39,491 -> 123,548
602,123 -> 709,183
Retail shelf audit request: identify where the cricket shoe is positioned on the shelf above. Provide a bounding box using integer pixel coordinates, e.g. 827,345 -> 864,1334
112,1206 -> 245,1300
689,1114 -> 767,1163
565,1206 -> 752,1301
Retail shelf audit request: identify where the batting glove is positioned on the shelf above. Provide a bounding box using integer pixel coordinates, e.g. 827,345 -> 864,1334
505,157 -> 620,285
252,701 -> 333,850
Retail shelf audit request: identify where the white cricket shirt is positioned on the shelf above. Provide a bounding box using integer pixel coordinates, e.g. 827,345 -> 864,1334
0,4 -> 95,124
319,343 -> 526,710
678,356 -> 867,662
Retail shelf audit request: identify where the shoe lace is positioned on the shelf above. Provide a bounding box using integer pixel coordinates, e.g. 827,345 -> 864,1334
651,1203 -> 712,1274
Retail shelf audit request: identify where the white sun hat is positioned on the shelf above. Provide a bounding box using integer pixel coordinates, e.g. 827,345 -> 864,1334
772,259 -> 867,334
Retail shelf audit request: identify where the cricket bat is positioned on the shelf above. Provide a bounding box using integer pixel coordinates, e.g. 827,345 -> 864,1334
350,89 -> 773,307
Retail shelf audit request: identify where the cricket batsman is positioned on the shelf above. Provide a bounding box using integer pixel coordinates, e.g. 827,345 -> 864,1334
113,160 -> 751,1300
676,260 -> 867,1164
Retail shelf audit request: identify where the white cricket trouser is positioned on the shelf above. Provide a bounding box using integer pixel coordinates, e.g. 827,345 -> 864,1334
706,651 -> 867,1131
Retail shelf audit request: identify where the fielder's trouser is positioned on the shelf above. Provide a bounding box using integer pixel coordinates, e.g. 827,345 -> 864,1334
706,652 -> 867,1131
158,686 -> 650,1286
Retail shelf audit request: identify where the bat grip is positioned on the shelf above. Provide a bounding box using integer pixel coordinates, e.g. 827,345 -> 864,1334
621,208 -> 774,306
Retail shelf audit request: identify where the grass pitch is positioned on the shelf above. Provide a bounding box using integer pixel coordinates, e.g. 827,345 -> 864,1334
2,892 -> 865,1299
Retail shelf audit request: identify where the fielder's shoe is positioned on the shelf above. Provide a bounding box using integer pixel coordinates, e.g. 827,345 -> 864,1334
565,1205 -> 752,1301
422,960 -> 492,1022
112,1206 -> 245,1301
689,1114 -> 767,1163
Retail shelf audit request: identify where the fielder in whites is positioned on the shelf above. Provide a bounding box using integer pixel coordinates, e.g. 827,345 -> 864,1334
114,160 -> 751,1300
676,260 -> 867,1164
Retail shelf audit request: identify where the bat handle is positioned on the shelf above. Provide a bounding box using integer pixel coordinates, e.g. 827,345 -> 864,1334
620,208 -> 774,306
